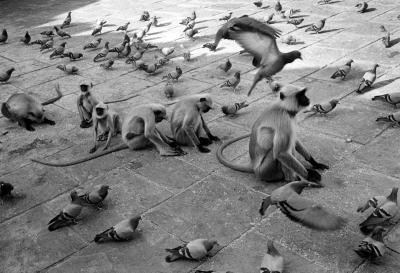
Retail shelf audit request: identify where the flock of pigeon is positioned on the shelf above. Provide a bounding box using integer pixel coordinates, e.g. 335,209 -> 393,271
1,0 -> 400,272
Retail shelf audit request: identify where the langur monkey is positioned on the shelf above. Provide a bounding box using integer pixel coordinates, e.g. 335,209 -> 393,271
217,85 -> 328,183
1,83 -> 62,131
89,102 -> 121,154
170,94 -> 220,153
77,81 -> 98,128
31,103 -> 185,167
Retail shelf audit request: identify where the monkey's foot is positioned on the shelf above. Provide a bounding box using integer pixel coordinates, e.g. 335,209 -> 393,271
199,137 -> 212,146
80,120 -> 93,128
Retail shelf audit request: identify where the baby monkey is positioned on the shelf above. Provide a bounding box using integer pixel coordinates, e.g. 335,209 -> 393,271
89,102 -> 121,154
77,81 -> 98,128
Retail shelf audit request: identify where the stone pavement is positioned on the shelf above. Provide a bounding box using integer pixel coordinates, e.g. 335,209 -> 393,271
1,0 -> 400,272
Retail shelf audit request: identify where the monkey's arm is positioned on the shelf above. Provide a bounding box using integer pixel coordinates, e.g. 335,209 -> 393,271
183,116 -> 210,153
77,95 -> 86,121
103,116 -> 114,150
200,115 -> 220,141
295,140 -> 329,170
90,119 -> 99,153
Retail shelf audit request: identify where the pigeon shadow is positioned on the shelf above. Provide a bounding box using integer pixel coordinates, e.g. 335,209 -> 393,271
155,22 -> 172,27
388,51 -> 400,58
147,31 -> 164,36
389,37 -> 400,47
315,28 -> 343,34
290,14 -> 309,19
318,0 -> 342,4
371,76 -> 400,90
363,8 -> 377,13
102,24 -> 117,27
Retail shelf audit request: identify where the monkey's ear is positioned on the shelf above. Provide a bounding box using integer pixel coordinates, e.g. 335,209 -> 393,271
200,97 -> 207,102
280,93 -> 285,100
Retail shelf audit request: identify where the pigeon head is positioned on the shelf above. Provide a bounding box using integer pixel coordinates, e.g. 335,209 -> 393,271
7,68 -> 15,74
346,59 -> 354,66
284,51 -> 302,64
330,99 -> 340,107
234,71 -> 241,79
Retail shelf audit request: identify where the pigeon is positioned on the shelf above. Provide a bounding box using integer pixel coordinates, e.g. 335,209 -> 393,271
0,68 -> 15,83
183,21 -> 196,32
163,66 -> 183,81
220,71 -> 240,92
155,55 -> 170,66
20,31 -> 31,45
305,19 -> 326,33
210,17 -> 302,96
161,47 -> 174,57
40,37 -> 54,51
109,40 -> 128,53
0,181 -> 14,196
382,32 -> 391,48
49,42 -> 67,59
94,216 -> 142,242
93,41 -> 109,62
354,226 -> 386,259
48,191 -> 83,231
357,188 -> 398,213
287,18 -> 304,28
380,25 -> 387,33
0,29 -> 8,43
92,20 -> 106,36
100,59 -> 114,69
266,78 -> 281,92
260,240 -> 284,273
165,239 -> 218,262
254,1 -> 263,8
61,11 -> 72,28
164,82 -> 174,99
152,16 -> 159,27
83,38 -> 102,50
40,30 -> 54,37
185,28 -> 199,39
63,52 -> 83,61
330,59 -> 354,80
356,64 -> 379,93
138,63 -> 161,74
355,2 -> 368,13
359,187 -> 398,235
56,64 -> 79,74
219,12 -> 233,21
54,26 -> 71,38
259,181 -> 346,231
77,185 -> 110,208
372,92 -> 400,107
31,37 -> 51,45
183,51 -> 191,62
125,49 -> 146,64
218,59 -> 232,73
180,11 -> 196,25
274,0 -> 282,13
118,44 -> 131,58
304,99 -> 340,114
281,35 -> 296,45
139,11 -> 150,21
116,22 -> 130,31
376,111 -> 400,124
221,101 -> 249,115
203,42 -> 217,51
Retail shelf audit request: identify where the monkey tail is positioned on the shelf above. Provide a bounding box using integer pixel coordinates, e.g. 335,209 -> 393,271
31,143 -> 128,167
216,134 -> 253,173
42,83 -> 63,105
104,94 -> 140,104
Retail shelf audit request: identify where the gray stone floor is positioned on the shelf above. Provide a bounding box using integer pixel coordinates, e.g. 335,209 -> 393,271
1,0 -> 400,272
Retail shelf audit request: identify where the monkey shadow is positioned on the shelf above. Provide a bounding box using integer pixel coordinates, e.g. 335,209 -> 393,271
0,193 -> 27,203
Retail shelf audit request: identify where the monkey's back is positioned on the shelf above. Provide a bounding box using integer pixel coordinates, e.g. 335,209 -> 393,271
3,93 -> 42,120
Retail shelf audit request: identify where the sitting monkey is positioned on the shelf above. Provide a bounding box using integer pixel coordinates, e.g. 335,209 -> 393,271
77,81 -> 98,128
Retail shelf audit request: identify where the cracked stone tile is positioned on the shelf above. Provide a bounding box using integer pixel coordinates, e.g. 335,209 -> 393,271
0,205 -> 86,273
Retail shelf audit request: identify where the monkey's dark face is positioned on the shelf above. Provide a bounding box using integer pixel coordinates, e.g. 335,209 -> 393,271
296,89 -> 310,107
96,108 -> 105,116
80,84 -> 89,92
154,110 -> 166,122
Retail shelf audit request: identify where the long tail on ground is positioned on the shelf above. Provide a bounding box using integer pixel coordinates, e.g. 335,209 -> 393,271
216,134 -> 253,173
42,83 -> 62,105
31,144 -> 128,167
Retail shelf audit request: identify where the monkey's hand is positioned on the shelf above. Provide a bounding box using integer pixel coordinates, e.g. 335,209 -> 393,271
208,134 -> 220,142
174,146 -> 187,155
306,168 -> 321,183
309,157 -> 329,170
89,146 -> 97,153
197,145 -> 211,153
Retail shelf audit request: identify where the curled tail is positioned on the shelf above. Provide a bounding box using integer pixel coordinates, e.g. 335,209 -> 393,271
216,134 -> 253,173
42,83 -> 62,105
31,143 -> 128,167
